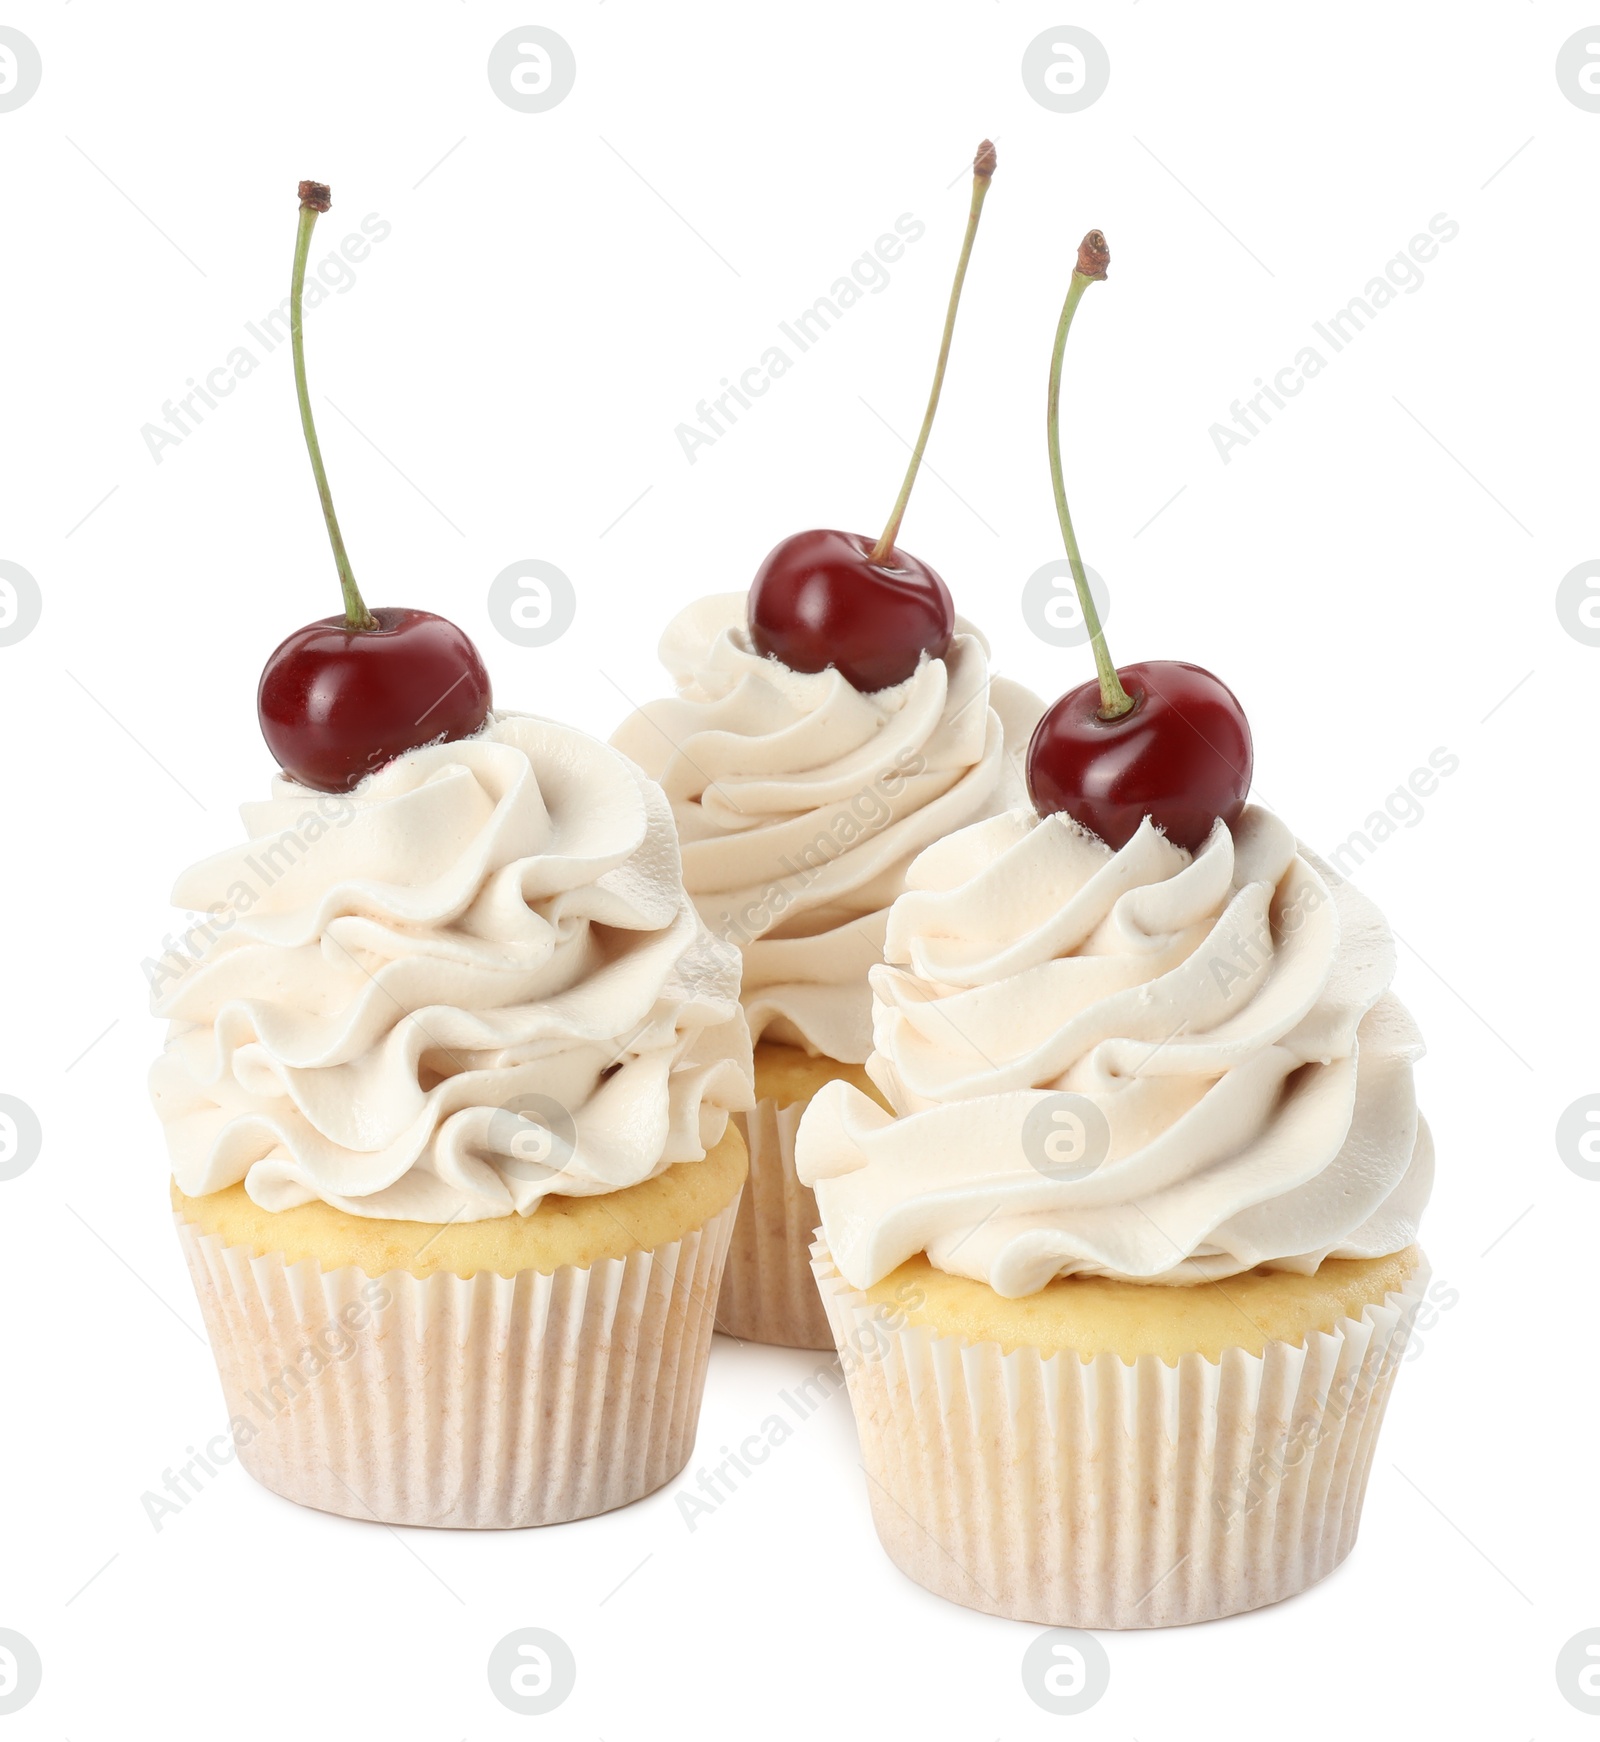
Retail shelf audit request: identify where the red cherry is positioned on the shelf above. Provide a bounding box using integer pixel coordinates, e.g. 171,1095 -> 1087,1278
748,529 -> 953,691
255,181 -> 491,793
1028,231 -> 1253,853
259,608 -> 491,792
748,143 -> 996,693
1025,660 -> 1252,852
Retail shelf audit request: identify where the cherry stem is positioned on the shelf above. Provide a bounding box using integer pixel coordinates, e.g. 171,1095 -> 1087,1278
868,141 -> 997,567
1047,230 -> 1131,719
291,183 -> 374,632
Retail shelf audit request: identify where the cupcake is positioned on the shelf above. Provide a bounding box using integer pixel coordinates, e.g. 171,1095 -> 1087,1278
613,598 -> 1039,1349
798,805 -> 1431,1625
794,226 -> 1433,1627
612,141 -> 1039,1349
148,180 -> 752,1528
152,714 -> 752,1527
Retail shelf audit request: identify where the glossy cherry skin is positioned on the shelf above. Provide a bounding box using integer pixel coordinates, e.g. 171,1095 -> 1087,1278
1025,659 -> 1252,853
258,607 -> 492,792
748,528 -> 954,692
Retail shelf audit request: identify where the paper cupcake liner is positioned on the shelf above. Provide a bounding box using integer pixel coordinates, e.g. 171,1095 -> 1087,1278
174,1193 -> 739,1528
716,1096 -> 833,1349
812,1241 -> 1428,1629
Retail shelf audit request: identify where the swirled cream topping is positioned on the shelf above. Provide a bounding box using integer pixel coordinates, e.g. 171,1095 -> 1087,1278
610,593 -> 1041,1062
795,804 -> 1431,1294
149,714 -> 752,1222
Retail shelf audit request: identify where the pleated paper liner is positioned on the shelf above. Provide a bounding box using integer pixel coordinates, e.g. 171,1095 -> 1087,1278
812,1241 -> 1428,1629
174,1193 -> 738,1529
717,1097 -> 833,1349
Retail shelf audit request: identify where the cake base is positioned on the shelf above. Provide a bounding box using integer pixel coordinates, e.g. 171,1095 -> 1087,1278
172,1130 -> 746,1528
816,1240 -> 1428,1628
717,1042 -> 883,1350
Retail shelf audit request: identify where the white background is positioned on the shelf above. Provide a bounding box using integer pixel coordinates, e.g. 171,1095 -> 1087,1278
1,2 -> 1596,1735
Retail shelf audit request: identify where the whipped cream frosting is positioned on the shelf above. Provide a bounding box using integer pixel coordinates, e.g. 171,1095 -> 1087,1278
795,804 -> 1431,1295
150,714 -> 752,1222
610,593 -> 1041,1062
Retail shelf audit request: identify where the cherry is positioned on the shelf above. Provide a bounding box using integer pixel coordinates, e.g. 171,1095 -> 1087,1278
259,609 -> 491,794
747,529 -> 952,693
256,182 -> 490,792
1026,662 -> 1251,852
1024,231 -> 1253,852
748,141 -> 996,692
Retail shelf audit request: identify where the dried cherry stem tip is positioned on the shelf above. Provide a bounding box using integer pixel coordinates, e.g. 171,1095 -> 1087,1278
867,140 -> 997,567
1076,228 -> 1109,280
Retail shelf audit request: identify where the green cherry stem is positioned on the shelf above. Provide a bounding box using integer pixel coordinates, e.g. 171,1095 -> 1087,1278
867,139 -> 997,567
291,181 -> 375,632
1047,228 -> 1132,719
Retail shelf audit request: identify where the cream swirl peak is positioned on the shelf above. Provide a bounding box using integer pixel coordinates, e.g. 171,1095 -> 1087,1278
796,804 -> 1432,1295
610,593 -> 1041,1062
150,714 -> 752,1222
